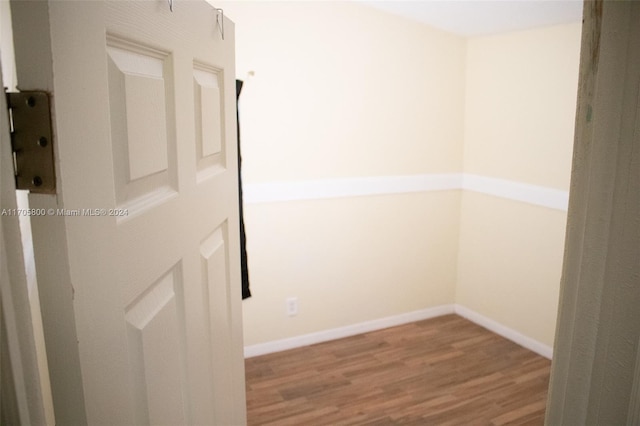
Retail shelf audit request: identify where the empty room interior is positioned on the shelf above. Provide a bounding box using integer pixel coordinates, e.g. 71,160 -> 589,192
221,0 -> 583,422
4,0 -> 640,424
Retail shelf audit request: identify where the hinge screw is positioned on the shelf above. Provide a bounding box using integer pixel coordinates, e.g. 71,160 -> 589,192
32,176 -> 43,187
37,137 -> 48,147
26,96 -> 36,107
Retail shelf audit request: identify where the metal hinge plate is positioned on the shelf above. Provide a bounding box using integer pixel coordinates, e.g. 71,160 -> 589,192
7,91 -> 56,194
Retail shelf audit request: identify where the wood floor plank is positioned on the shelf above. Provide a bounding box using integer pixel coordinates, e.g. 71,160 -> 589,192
245,315 -> 551,425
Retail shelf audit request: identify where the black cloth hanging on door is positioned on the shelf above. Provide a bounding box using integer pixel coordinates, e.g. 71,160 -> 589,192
237,79 -> 251,299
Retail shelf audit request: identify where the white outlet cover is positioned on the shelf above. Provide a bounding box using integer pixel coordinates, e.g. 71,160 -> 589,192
286,297 -> 298,316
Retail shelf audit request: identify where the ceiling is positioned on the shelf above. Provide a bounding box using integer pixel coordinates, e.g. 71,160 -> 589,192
361,0 -> 583,37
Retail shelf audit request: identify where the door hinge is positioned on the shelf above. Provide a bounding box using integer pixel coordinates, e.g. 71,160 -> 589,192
6,91 -> 56,194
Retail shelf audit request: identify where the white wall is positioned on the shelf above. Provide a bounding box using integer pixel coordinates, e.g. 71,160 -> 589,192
219,1 -> 581,353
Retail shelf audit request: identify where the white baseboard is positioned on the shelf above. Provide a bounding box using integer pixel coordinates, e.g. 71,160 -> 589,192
454,304 -> 553,359
244,305 -> 455,358
244,304 -> 553,360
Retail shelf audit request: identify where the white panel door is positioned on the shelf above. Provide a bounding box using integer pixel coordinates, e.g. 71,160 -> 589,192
10,1 -> 246,424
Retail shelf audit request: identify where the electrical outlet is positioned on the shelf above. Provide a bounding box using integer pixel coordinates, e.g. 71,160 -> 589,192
286,297 -> 298,316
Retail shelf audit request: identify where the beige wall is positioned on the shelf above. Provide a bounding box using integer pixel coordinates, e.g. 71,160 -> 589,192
242,192 -> 461,345
463,24 -> 581,189
223,1 -> 465,182
457,24 -> 581,347
219,1 -> 466,346
456,192 -> 568,346
220,0 -> 580,351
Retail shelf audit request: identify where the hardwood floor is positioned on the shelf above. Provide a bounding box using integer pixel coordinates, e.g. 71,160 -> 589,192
245,315 -> 551,425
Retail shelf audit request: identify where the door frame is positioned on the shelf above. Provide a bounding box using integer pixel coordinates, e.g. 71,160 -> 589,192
0,1 -> 53,423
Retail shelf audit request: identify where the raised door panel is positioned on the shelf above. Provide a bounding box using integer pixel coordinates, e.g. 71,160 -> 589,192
125,267 -> 187,425
107,38 -> 177,216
